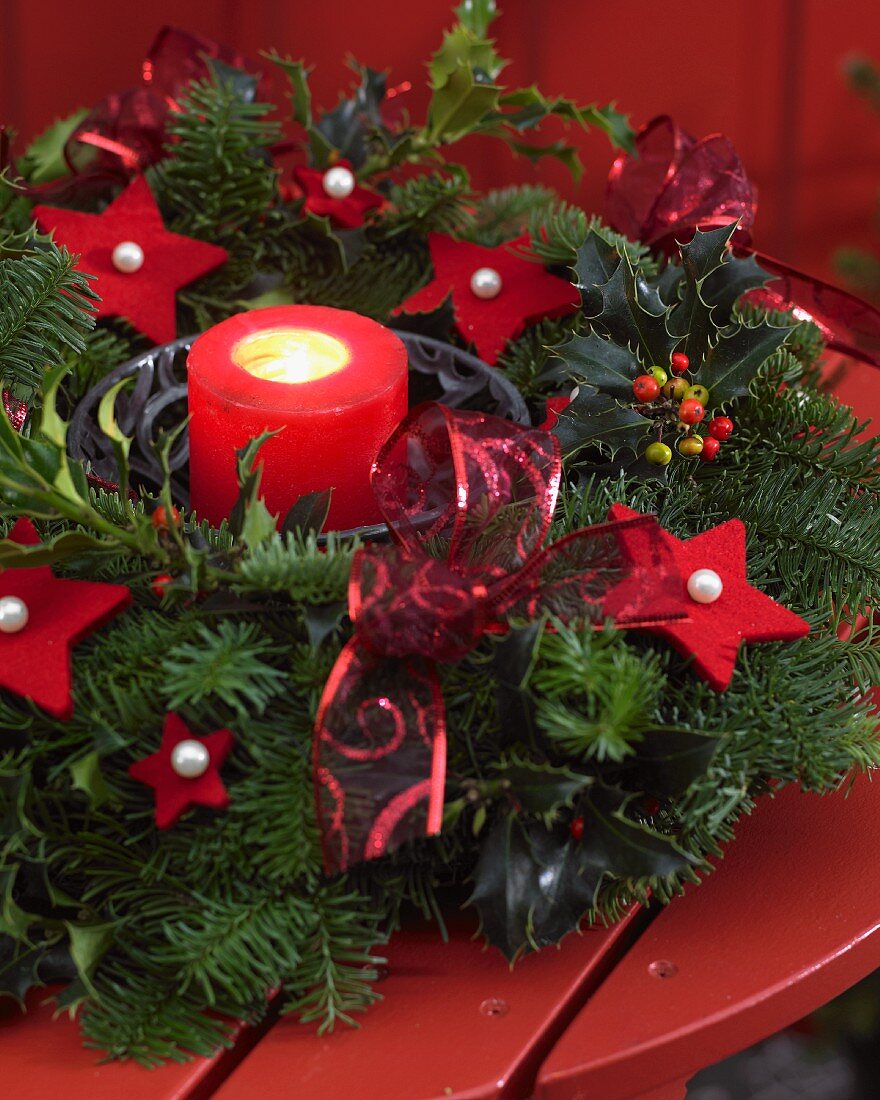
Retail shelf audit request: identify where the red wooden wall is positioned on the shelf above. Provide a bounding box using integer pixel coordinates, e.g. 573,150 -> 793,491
2,0 -> 880,281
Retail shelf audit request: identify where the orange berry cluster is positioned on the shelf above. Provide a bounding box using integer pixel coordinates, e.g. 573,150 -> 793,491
631,352 -> 734,466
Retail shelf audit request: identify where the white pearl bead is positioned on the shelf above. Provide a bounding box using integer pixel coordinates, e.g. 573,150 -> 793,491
111,241 -> 145,274
687,568 -> 724,604
170,739 -> 211,779
0,596 -> 28,634
322,165 -> 356,199
470,267 -> 503,300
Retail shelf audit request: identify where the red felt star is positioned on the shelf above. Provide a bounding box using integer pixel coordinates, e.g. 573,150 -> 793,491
292,159 -> 383,229
0,519 -> 132,718
395,233 -> 579,364
609,505 -> 810,691
34,176 -> 228,344
128,712 -> 235,828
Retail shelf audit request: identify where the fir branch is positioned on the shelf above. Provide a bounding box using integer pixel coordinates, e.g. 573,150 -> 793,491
0,246 -> 98,399
150,72 -> 281,246
161,621 -> 287,721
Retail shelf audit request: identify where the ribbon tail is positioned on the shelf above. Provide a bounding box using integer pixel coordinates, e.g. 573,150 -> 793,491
313,638 -> 446,875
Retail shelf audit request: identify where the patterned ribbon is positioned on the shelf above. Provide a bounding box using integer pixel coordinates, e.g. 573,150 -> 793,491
313,402 -> 689,873
26,27 -> 257,202
604,115 -> 880,369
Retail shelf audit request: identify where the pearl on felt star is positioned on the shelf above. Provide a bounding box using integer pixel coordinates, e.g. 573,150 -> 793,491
111,240 -> 145,274
0,596 -> 28,634
170,739 -> 211,779
322,165 -> 356,199
687,568 -> 724,604
469,266 -> 503,299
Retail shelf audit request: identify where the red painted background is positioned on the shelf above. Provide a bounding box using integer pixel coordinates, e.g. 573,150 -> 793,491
2,0 -> 880,281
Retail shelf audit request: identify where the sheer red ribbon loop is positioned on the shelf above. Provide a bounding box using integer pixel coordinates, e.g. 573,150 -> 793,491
314,403 -> 688,874
26,28 -> 257,201
604,115 -> 880,368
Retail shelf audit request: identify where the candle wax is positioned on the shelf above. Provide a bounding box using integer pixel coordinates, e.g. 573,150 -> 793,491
187,305 -> 408,531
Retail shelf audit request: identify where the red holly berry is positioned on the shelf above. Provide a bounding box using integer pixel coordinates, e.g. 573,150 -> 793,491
632,375 -> 660,402
151,505 -> 181,531
570,816 -> 585,841
151,573 -> 173,599
678,398 -> 706,425
670,352 -> 690,375
700,436 -> 722,461
708,416 -> 734,441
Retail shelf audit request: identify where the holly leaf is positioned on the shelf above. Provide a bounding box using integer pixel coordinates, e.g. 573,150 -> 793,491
573,228 -> 623,315
468,814 -> 602,960
494,755 -> 593,825
316,62 -> 388,169
19,109 -> 88,184
697,321 -> 794,405
588,255 -> 675,365
579,784 -> 700,881
428,64 -> 501,143
546,331 -> 641,399
303,600 -> 347,647
228,431 -> 279,544
702,252 -> 771,322
281,489 -> 332,537
621,729 -> 719,798
553,384 -> 652,462
454,0 -> 498,36
0,529 -> 114,569
62,920 -> 114,996
70,752 -> 113,809
491,621 -> 544,746
0,934 -> 73,1007
667,224 -> 737,358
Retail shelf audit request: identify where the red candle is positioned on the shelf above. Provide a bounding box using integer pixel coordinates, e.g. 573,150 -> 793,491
187,306 -> 408,531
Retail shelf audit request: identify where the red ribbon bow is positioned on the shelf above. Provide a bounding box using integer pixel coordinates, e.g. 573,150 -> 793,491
313,403 -> 687,873
28,28 -> 259,203
605,115 -> 880,369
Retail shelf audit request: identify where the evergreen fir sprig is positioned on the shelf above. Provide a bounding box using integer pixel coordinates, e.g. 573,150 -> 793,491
0,246 -> 98,400
150,68 -> 281,246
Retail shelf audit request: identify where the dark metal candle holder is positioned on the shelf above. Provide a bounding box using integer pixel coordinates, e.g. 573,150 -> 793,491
67,331 -> 530,538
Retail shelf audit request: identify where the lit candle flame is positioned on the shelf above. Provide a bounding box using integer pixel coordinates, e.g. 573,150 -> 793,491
232,327 -> 350,383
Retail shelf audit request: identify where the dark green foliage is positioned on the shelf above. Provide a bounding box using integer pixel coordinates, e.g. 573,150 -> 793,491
1,5 -> 879,1066
0,245 -> 98,400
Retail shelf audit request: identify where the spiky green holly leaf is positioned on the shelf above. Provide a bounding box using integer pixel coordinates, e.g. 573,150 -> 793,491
19,109 -> 88,184
573,228 -> 623,313
70,752 -> 113,809
454,0 -> 498,36
588,254 -> 675,365
579,784 -> 700,881
702,251 -> 770,321
667,224 -> 737,358
697,321 -> 794,405
63,921 -> 115,996
491,621 -> 544,743
469,814 -> 601,960
547,331 -> 641,399
620,728 -> 720,798
494,756 -> 593,825
553,384 -> 652,462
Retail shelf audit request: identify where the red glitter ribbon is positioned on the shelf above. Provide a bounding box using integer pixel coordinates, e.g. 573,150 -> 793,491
27,28 -> 257,201
605,115 -> 880,368
313,402 -> 688,873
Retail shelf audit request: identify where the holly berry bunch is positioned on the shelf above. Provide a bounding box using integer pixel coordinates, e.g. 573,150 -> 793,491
630,352 -> 735,467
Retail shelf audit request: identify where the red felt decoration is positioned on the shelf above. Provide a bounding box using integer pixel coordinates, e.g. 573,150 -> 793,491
33,177 -> 228,344
539,395 -> 572,431
292,159 -> 383,229
128,712 -> 235,828
395,234 -> 579,365
608,505 -> 810,691
0,519 -> 132,718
